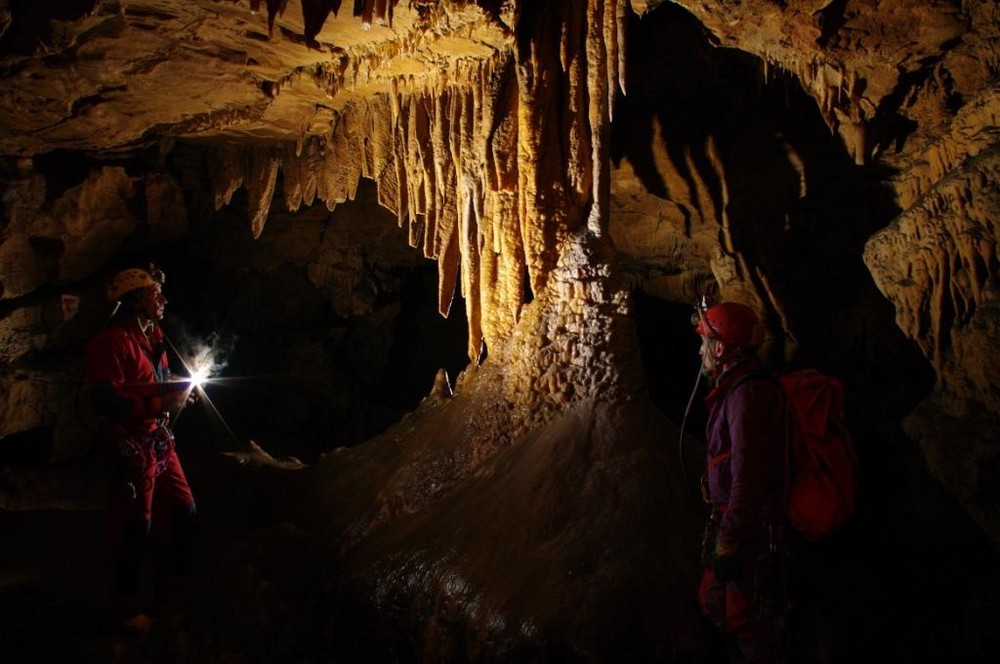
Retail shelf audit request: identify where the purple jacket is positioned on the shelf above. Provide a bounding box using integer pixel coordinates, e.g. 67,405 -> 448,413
704,359 -> 787,551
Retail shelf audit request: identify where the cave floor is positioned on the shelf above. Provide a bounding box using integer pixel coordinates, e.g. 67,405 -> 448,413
0,441 -> 226,662
0,507 -> 124,661
4,434 -> 1000,662
5,493 -> 1000,662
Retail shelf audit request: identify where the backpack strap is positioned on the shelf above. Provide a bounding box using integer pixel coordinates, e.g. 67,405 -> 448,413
728,368 -> 791,525
730,369 -> 780,391
708,450 -> 731,469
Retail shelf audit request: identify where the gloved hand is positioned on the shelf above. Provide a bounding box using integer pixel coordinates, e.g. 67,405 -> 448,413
162,388 -> 197,413
118,480 -> 138,502
711,552 -> 742,582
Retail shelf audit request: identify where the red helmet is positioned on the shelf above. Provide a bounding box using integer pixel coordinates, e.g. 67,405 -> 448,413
694,302 -> 760,349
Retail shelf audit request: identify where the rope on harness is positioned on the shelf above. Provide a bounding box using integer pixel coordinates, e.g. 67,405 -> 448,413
679,362 -> 706,509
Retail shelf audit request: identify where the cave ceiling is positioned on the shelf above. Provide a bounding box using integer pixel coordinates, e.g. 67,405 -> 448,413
0,0 -> 511,152
2,1 -> 996,313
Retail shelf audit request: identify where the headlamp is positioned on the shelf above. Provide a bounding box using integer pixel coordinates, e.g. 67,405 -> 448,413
148,263 -> 166,285
692,295 -> 719,338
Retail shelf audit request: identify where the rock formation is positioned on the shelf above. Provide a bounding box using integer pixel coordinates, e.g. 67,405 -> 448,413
1,0 -> 998,659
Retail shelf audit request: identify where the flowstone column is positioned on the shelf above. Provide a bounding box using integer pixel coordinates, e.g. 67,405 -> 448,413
486,0 -> 643,433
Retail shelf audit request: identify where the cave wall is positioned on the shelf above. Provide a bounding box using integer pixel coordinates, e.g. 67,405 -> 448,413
1,0 -> 999,659
171,144 -> 472,456
598,0 -> 1000,550
0,147 -> 470,465
2,3 -> 994,442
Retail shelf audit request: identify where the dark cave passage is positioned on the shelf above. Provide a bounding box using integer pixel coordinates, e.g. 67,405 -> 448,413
120,166 -> 471,464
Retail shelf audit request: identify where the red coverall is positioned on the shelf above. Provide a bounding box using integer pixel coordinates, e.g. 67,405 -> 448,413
85,316 -> 196,619
699,358 -> 787,663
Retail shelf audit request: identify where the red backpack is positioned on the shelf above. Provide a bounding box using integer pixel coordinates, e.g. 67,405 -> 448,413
779,370 -> 858,540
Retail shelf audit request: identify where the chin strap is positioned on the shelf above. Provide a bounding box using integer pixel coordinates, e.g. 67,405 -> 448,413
136,317 -> 155,337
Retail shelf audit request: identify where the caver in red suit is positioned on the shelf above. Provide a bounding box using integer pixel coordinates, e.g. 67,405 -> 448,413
84,266 -> 196,630
694,302 -> 788,664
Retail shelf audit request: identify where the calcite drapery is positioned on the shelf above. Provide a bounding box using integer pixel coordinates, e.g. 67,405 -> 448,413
209,0 -> 632,379
864,91 -> 1000,410
206,52 -> 511,362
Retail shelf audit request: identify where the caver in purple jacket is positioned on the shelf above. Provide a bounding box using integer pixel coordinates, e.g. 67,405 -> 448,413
703,358 -> 787,551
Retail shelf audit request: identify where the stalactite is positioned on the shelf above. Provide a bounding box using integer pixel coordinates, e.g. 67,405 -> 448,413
246,146 -> 280,239
405,96 -> 432,253
565,4 -> 590,213
431,90 -> 452,259
456,88 -> 484,360
207,1 -> 634,364
282,139 -> 323,211
436,189 -> 460,318
587,0 -> 612,236
480,59 -> 522,350
865,143 -> 1000,378
373,95 -> 401,217
282,141 -> 304,211
460,175 -> 484,360
388,91 -> 410,227
422,96 -> 441,260
606,0 -> 624,123
317,132 -> 341,211
209,145 -> 245,210
400,96 -> 420,234
313,112 -> 361,209
366,96 -> 395,185
343,109 -> 364,202
432,87 -> 462,317
516,3 -> 576,299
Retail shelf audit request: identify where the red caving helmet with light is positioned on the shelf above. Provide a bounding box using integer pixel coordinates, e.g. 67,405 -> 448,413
693,302 -> 761,349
